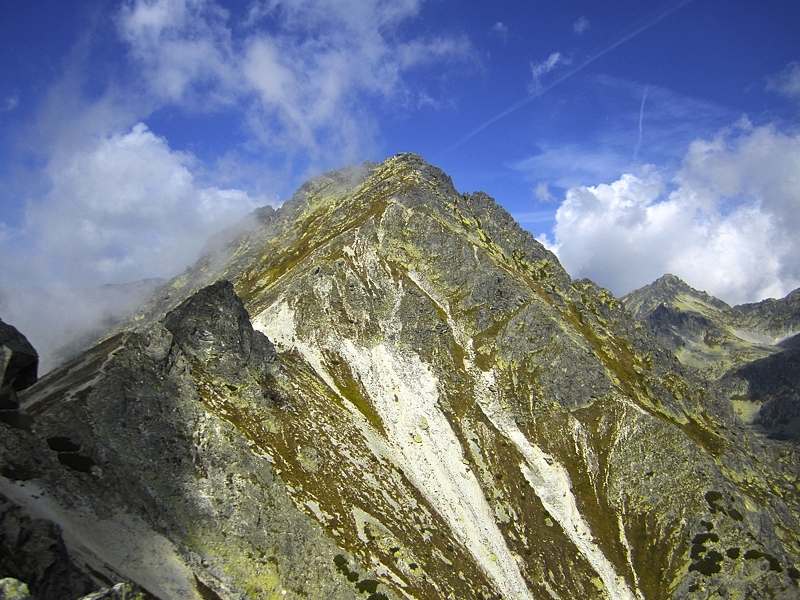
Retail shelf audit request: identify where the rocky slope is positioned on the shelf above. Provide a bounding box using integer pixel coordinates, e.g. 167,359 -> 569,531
623,275 -> 800,440
1,154 -> 799,599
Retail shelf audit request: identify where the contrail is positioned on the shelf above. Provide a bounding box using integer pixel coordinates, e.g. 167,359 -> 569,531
633,85 -> 649,160
438,0 -> 694,157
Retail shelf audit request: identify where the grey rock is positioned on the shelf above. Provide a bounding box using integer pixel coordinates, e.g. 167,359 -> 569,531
0,493 -> 95,599
0,320 -> 38,411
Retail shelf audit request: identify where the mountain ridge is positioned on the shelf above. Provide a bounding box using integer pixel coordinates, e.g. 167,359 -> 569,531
1,153 -> 799,599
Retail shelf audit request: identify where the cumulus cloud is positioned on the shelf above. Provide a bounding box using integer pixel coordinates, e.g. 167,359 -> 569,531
9,122 -> 259,286
528,52 -> 571,94
573,16 -> 590,35
0,123 -> 260,371
550,124 -> 800,305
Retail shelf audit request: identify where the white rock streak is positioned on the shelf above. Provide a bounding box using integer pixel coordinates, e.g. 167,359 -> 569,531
406,271 -> 640,600
254,300 -> 535,600
480,373 -> 638,600
337,340 -> 535,599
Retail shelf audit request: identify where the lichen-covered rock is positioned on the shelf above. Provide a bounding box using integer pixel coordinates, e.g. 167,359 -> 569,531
0,578 -> 32,600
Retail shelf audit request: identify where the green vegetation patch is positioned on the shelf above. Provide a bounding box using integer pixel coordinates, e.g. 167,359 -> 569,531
324,352 -> 385,435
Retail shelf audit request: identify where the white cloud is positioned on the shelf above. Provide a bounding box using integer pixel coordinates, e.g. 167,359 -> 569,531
528,52 -> 571,95
0,122 -> 261,372
118,0 -> 239,107
573,16 -> 590,35
766,61 -> 800,101
10,122 -> 260,286
117,0 -> 472,164
550,125 -> 800,305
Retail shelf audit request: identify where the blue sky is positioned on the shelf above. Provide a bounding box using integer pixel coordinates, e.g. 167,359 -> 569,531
1,0 -> 800,366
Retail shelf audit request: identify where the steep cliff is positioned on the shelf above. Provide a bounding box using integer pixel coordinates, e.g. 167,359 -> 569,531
1,155 -> 799,599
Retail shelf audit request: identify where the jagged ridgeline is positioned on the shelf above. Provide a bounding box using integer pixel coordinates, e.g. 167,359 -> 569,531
1,154 -> 799,599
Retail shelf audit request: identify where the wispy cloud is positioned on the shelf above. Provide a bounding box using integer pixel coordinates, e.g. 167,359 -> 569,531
116,0 -> 473,169
1,95 -> 19,112
511,76 -> 738,195
767,62 -> 800,102
573,16 -> 590,35
511,209 -> 555,224
489,22 -> 508,41
533,182 -> 557,203
632,85 -> 649,159
514,144 -> 635,191
528,52 -> 571,94
440,0 -> 695,155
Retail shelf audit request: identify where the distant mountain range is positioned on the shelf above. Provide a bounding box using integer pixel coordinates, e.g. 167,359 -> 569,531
624,273 -> 800,441
1,154 -> 798,599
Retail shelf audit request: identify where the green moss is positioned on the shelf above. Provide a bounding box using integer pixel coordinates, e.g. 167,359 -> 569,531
324,352 -> 385,435
625,509 -> 685,600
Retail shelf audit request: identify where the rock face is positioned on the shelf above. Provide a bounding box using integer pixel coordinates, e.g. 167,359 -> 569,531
0,320 -> 38,408
0,493 -> 96,599
2,154 -> 800,599
624,275 -> 800,440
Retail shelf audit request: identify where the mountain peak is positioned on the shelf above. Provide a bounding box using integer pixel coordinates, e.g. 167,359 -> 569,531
3,156 -> 800,600
623,273 -> 731,322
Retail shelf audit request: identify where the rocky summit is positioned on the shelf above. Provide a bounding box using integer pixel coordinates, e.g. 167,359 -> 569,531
1,154 -> 799,600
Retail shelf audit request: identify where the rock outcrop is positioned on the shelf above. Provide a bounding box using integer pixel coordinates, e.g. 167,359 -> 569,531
0,320 -> 38,408
1,155 -> 799,599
